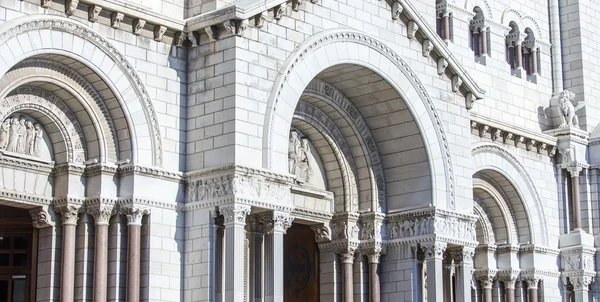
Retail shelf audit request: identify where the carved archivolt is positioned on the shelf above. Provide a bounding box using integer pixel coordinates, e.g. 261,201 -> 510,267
265,29 -> 456,209
303,79 -> 387,212
2,86 -> 86,162
473,197 -> 496,244
0,15 -> 163,166
474,173 -> 519,244
294,101 -> 359,212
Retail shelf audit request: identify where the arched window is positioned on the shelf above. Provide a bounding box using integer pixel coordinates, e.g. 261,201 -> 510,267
470,7 -> 490,64
505,22 -> 524,77
522,28 -> 540,80
436,0 -> 453,43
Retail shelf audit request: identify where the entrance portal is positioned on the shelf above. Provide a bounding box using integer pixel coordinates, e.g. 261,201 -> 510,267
284,224 -> 319,301
0,206 -> 33,302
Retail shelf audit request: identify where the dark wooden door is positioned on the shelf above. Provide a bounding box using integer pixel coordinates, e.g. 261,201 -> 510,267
284,224 -> 319,302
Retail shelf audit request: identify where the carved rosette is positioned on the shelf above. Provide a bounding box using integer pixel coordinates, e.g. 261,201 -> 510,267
220,205 -> 251,225
29,208 -> 54,228
120,206 -> 150,226
421,242 -> 447,259
86,200 -> 116,226
55,204 -> 80,226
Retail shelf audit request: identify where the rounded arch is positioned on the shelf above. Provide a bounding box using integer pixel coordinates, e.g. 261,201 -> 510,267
473,177 -> 519,244
522,16 -> 543,40
472,143 -> 549,246
473,197 -> 496,244
263,29 -> 456,209
501,8 -> 525,29
0,14 -> 163,166
465,0 -> 493,20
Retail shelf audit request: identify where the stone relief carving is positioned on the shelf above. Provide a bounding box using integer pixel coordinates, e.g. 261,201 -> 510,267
187,174 -> 290,205
557,90 -> 585,129
311,225 -> 331,243
288,130 -> 312,184
29,208 -> 54,228
220,205 -> 250,224
0,115 -> 44,158
386,216 -> 476,241
561,253 -> 595,272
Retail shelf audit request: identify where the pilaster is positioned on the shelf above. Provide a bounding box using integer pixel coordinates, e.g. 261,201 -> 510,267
220,204 -> 251,302
261,210 -> 293,302
421,242 -> 447,302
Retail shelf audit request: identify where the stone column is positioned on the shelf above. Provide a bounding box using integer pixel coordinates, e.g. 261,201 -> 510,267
213,212 -> 225,302
121,205 -> 150,302
531,48 -> 538,75
572,276 -> 593,302
443,12 -> 451,42
221,205 -> 251,301
443,259 -> 455,302
30,208 -> 55,301
498,271 -> 519,302
508,45 -> 516,69
422,242 -> 447,302
504,279 -> 516,302
569,167 -> 583,231
515,42 -> 523,69
481,27 -> 488,55
453,247 -> 475,302
367,248 -> 381,302
472,27 -> 480,56
525,277 -> 540,302
479,277 -> 494,302
338,248 -> 356,302
264,211 -> 293,302
55,203 -> 80,302
88,201 -> 116,302
246,215 -> 264,302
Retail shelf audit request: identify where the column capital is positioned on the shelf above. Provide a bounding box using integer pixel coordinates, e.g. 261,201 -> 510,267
566,165 -> 584,176
571,275 -> 593,291
257,210 -> 293,234
474,269 -> 497,289
120,205 -> 150,226
86,199 -> 116,225
336,247 -> 356,264
497,269 -> 520,288
523,275 -> 541,289
54,203 -> 81,226
219,204 -> 250,226
421,242 -> 447,260
450,246 -> 475,264
29,207 -> 54,228
365,245 -> 385,264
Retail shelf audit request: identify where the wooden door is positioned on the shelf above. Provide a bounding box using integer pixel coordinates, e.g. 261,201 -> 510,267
284,224 -> 319,302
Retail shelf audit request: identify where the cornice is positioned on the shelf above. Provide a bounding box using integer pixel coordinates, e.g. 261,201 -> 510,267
291,207 -> 333,221
186,164 -> 294,184
117,164 -> 183,181
0,155 -> 54,174
53,163 -> 86,175
84,163 -> 118,177
519,244 -> 560,255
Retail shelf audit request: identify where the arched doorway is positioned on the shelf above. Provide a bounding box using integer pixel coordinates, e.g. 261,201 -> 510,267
284,223 -> 319,301
0,205 -> 34,302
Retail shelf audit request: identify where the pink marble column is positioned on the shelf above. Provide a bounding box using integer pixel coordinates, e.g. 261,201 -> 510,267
525,277 -> 540,302
367,250 -> 381,302
443,13 -> 451,42
504,280 -> 516,302
568,167 -> 583,230
338,248 -> 356,302
88,202 -> 115,302
121,206 -> 149,302
55,204 -> 80,302
481,28 -> 488,55
531,48 -> 538,74
515,42 -> 523,69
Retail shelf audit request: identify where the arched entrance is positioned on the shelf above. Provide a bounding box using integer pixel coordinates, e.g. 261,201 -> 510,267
0,205 -> 34,302
284,223 -> 319,301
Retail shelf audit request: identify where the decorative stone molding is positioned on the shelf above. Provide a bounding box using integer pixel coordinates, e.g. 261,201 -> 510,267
407,21 -> 419,39
422,39 -> 433,57
0,16 -> 163,166
391,1 -> 402,20
386,214 -> 476,244
86,199 -> 117,226
29,208 -> 54,228
311,225 -> 331,243
88,5 -> 102,22
273,5 -> 284,20
421,242 -> 447,259
119,205 -> 150,226
219,204 -> 250,225
66,0 -> 79,15
292,0 -> 303,12
110,12 -> 124,29
223,19 -> 248,37
133,18 -> 146,35
254,12 -> 266,28
153,25 -> 167,41
437,58 -> 448,75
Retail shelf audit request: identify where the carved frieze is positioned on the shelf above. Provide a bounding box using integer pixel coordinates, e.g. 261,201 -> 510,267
0,115 -> 44,158
386,216 -> 475,242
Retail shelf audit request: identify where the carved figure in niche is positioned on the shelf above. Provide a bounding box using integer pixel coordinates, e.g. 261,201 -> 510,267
0,119 -> 9,149
34,124 -> 43,156
25,120 -> 34,155
288,130 -> 313,184
16,116 -> 26,154
289,130 -> 301,173
7,117 -> 19,153
558,90 -> 586,128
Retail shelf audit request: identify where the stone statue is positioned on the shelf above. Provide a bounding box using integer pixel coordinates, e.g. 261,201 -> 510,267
558,90 -> 586,128
25,120 -> 34,155
6,117 -> 19,153
288,130 -> 313,184
33,124 -> 43,156
288,130 -> 301,174
16,116 -> 26,154
0,119 -> 9,149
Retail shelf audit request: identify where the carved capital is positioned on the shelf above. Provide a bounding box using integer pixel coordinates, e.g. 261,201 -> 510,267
337,247 -> 356,264
421,242 -> 447,259
29,208 -> 54,228
450,247 -> 475,264
120,205 -> 150,226
475,269 -> 497,289
220,204 -> 250,226
571,276 -> 593,290
55,204 -> 80,226
523,276 -> 541,289
366,245 -> 384,263
86,200 -> 116,226
311,225 -> 331,243
273,211 -> 294,233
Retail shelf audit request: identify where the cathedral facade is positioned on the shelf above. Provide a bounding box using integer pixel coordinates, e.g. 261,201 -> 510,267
0,0 -> 597,301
